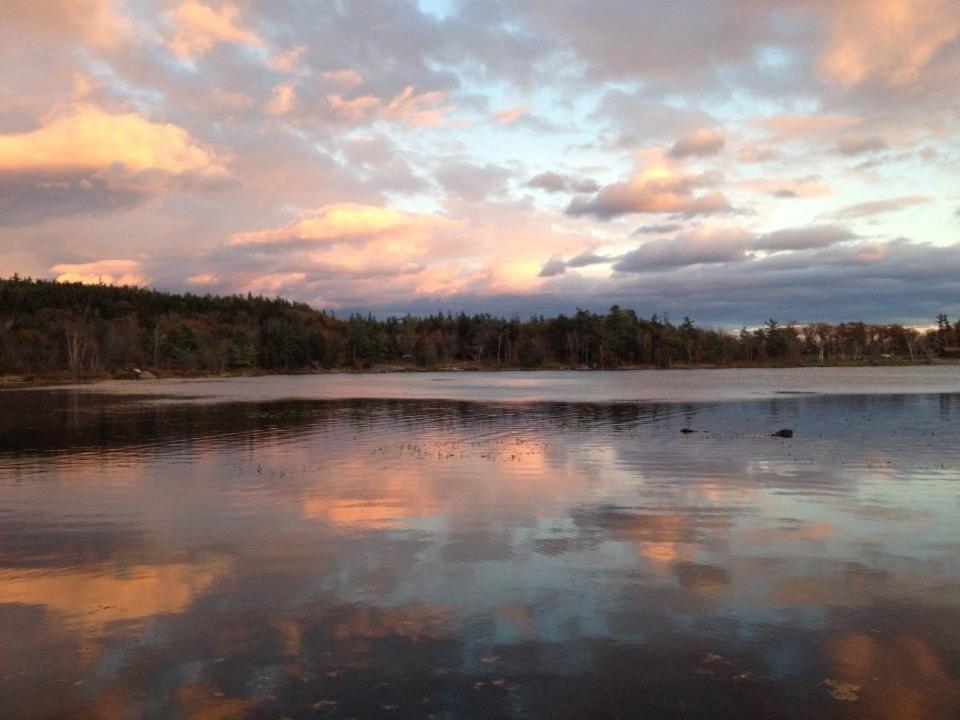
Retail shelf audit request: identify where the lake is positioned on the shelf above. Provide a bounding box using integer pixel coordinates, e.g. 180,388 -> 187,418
1,368 -> 959,719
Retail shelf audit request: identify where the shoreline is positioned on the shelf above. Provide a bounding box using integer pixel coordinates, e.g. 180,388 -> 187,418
3,358 -> 959,388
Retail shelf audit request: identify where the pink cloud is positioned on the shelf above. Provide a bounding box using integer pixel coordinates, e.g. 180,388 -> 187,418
165,0 -> 262,60
321,68 -> 365,87
567,169 -> 731,219
266,83 -> 296,116
491,105 -> 528,125
50,259 -> 148,286
668,128 -> 726,158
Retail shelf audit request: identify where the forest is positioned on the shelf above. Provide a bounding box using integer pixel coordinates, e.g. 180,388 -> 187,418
1,275 -> 957,378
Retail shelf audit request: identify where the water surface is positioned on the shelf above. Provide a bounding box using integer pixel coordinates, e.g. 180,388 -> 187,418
1,371 -> 959,719
32,364 -> 960,403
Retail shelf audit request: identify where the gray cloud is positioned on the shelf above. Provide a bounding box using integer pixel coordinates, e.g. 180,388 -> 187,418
669,129 -> 726,158
538,249 -> 611,277
834,136 -> 888,156
567,250 -> 610,268
435,161 -> 511,203
632,223 -> 684,235
527,171 -> 599,194
486,239 -> 960,325
613,230 -> 753,272
756,225 -> 856,251
538,256 -> 567,277
0,171 -> 143,226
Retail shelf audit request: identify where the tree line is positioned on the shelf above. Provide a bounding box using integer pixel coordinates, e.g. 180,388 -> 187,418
1,275 -> 956,377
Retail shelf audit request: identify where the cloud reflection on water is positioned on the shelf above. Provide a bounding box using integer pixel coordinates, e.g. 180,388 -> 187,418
0,390 -> 958,718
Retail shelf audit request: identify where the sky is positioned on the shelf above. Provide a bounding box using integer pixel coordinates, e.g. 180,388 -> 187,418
1,0 -> 959,325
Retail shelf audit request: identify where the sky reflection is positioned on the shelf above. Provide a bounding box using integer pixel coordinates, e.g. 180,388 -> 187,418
0,390 -> 958,718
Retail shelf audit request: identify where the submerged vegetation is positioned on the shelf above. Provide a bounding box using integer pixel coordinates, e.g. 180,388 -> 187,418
1,275 -> 957,378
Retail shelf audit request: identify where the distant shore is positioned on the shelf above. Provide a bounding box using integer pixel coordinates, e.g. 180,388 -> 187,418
4,357 -> 959,388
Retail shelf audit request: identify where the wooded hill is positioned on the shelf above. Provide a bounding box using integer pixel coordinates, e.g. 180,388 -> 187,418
1,275 -> 956,378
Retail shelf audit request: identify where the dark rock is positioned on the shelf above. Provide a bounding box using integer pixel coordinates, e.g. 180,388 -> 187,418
680,428 -> 696,434
771,428 -> 794,438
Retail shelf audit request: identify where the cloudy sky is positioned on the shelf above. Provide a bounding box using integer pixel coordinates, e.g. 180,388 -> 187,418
2,0 -> 959,324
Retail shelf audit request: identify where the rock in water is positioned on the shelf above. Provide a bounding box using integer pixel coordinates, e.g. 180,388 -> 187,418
771,428 -> 793,438
680,428 -> 696,434
132,368 -> 157,380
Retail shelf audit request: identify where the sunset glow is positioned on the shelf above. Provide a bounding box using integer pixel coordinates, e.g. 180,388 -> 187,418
1,0 -> 958,322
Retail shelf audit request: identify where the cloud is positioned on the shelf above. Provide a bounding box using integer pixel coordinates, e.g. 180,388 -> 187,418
0,171 -> 143,226
744,177 -> 831,199
3,0 -> 960,325
165,0 -> 262,60
0,104 -> 225,224
186,273 -> 219,285
0,104 -> 222,175
0,0 -> 130,46
327,86 -> 454,127
668,129 -> 725,158
435,161 -> 510,203
738,146 -> 782,163
591,90 -> 719,146
755,225 -> 856,251
50,259 -> 148,286
567,170 -> 730,219
321,68 -> 365,86
270,46 -> 308,74
761,114 -> 860,141
608,224 -> 855,274
538,249 -> 611,277
567,250 -> 609,268
812,0 -> 960,86
632,223 -> 684,235
227,203 -> 460,247
527,171 -> 599,194
492,105 -> 528,125
613,227 -> 754,272
266,82 -> 296,116
538,256 -> 567,277
831,195 -> 932,219
834,136 -> 888,155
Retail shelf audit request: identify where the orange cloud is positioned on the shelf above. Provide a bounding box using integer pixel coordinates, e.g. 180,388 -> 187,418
266,82 -> 296,116
228,203 -> 461,246
166,0 -> 262,60
327,85 -> 455,127
812,0 -> 960,86
0,558 -> 228,632
0,104 -> 223,175
1,0 -> 129,46
50,259 -> 148,286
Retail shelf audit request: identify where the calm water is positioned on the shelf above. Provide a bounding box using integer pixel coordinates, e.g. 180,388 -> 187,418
32,365 -> 960,403
1,369 -> 959,719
